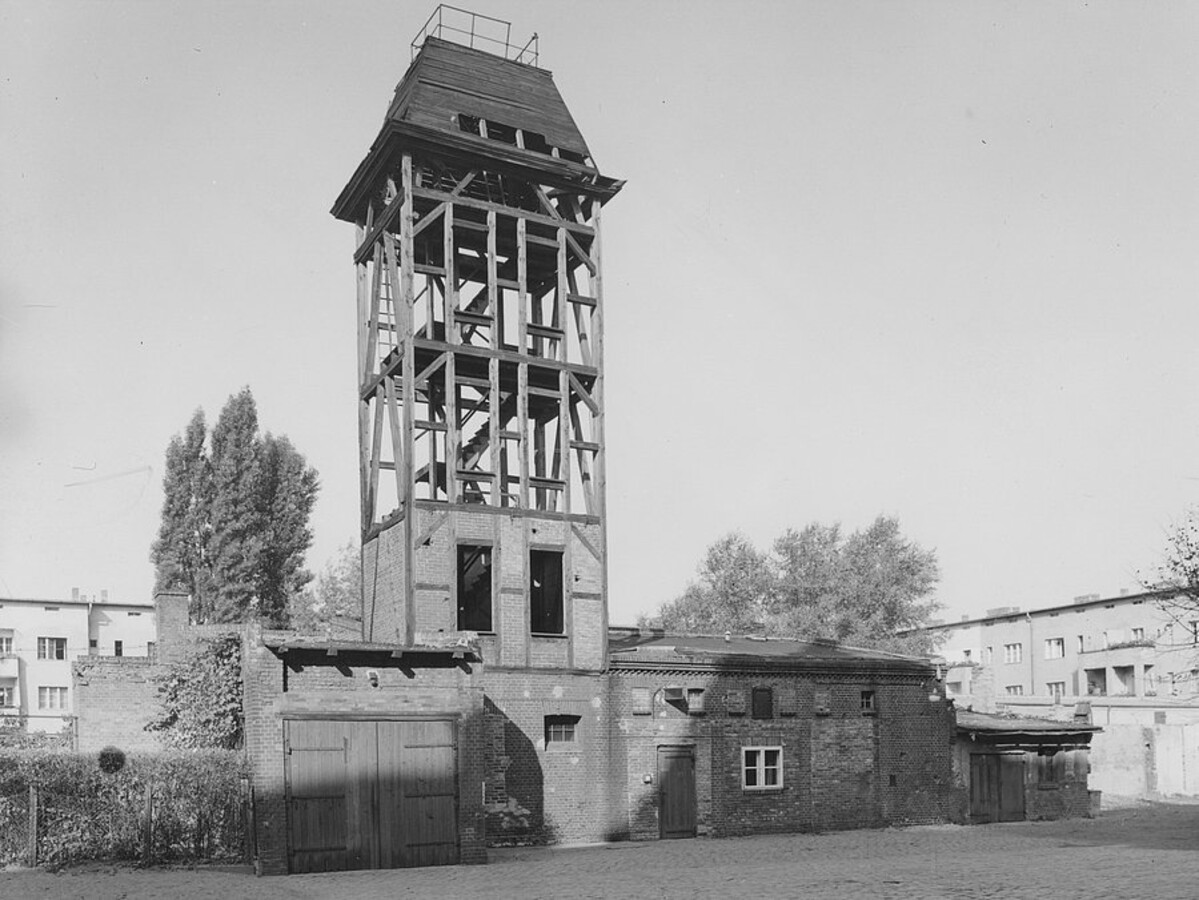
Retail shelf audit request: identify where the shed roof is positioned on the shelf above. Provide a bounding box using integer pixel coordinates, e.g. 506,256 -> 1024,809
956,709 -> 1101,737
608,629 -> 933,674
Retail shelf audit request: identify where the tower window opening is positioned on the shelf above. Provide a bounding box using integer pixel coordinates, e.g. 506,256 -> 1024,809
457,544 -> 493,632
530,549 -> 564,635
457,113 -> 482,136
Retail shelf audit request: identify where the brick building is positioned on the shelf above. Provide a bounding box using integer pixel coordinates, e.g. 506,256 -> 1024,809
72,11 -> 963,874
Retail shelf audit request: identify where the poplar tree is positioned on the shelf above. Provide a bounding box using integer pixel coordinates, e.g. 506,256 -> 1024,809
150,410 -> 211,609
151,388 -> 319,626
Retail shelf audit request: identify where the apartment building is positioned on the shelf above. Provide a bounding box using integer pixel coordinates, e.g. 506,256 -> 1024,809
928,590 -> 1199,705
0,591 -> 156,733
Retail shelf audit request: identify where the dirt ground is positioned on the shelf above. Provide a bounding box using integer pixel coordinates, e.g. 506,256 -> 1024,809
4,799 -> 1198,900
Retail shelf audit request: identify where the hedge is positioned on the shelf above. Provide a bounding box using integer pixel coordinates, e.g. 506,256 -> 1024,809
0,748 -> 248,867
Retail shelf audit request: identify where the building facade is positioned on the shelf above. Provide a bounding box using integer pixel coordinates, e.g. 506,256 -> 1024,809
923,590 -> 1199,799
928,591 -> 1198,706
0,592 -> 155,734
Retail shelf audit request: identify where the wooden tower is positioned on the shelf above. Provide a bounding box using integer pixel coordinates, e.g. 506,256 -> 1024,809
331,11 -> 622,670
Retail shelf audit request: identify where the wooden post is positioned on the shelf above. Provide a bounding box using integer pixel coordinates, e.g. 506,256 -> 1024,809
142,781 -> 153,865
27,784 -> 37,867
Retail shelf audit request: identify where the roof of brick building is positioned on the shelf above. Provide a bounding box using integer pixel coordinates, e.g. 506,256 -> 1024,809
608,629 -> 933,673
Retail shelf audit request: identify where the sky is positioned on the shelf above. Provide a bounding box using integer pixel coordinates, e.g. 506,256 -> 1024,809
2,1 -> 1198,628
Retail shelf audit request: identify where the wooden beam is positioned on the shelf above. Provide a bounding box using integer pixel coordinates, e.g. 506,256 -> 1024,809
413,185 -> 594,237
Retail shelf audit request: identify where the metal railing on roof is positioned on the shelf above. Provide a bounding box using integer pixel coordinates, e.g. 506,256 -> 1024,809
410,5 -> 539,66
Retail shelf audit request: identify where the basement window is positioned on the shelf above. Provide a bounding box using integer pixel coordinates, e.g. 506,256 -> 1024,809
530,549 -> 564,635
545,714 -> 579,747
742,746 -> 783,791
457,545 -> 493,632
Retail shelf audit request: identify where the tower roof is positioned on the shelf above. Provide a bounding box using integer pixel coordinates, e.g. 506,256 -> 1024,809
386,37 -> 592,162
333,37 -> 621,224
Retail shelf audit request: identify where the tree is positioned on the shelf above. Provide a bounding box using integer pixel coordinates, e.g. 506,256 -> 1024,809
1150,510 -> 1199,628
150,388 -> 319,626
254,434 -> 319,626
771,516 -> 942,655
290,541 -> 363,636
150,410 -> 210,605
646,516 -> 943,656
651,533 -> 772,634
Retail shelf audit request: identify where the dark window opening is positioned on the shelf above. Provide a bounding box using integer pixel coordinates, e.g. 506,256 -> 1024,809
751,687 -> 773,719
530,549 -> 564,634
458,113 -> 482,136
114,640 -> 123,657
545,714 -> 579,746
558,148 -> 589,166
860,690 -> 877,714
522,130 -> 552,154
486,120 -> 518,146
457,544 -> 492,632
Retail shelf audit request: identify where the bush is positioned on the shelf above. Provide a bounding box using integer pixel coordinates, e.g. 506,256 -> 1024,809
0,749 -> 248,867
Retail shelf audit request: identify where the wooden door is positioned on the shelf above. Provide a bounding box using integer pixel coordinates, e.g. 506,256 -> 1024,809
286,719 -> 354,873
285,719 -> 458,873
997,753 -> 1026,822
657,746 -> 696,839
968,753 -> 998,823
377,720 -> 458,868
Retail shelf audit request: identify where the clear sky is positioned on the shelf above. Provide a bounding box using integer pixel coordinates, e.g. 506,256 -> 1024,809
3,1 -> 1198,627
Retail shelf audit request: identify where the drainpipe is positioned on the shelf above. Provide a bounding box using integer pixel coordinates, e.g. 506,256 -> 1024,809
1026,612 -> 1035,699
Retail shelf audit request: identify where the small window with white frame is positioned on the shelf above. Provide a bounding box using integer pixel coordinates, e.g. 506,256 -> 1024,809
37,637 -> 67,660
1005,685 -> 1024,696
860,690 -> 877,714
544,714 -> 579,747
1004,643 -> 1022,664
0,685 -> 13,708
0,632 -> 12,656
742,746 -> 783,791
1044,638 -> 1064,660
1131,627 -> 1144,642
1047,681 -> 1065,701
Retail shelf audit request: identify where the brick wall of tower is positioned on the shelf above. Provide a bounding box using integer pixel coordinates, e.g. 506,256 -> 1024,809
481,670 -> 612,845
362,521 -> 406,643
386,508 -> 604,673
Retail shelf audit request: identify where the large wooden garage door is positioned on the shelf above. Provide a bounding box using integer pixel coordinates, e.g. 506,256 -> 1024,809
285,718 -> 458,873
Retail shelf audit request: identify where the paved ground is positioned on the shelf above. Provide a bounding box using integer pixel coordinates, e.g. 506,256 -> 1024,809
4,799 -> 1198,899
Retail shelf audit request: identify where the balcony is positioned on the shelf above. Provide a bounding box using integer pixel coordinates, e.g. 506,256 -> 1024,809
0,655 -> 18,679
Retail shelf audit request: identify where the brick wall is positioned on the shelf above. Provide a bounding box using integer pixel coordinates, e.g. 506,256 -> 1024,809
362,522 -> 405,643
72,656 -> 164,753
609,666 -> 957,842
481,670 -> 612,845
242,630 -> 487,874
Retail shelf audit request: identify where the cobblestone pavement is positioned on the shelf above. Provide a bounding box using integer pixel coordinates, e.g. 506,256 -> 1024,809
5,800 -> 1198,900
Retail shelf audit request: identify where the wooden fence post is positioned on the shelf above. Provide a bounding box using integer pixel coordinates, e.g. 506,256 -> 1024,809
142,781 -> 153,865
27,784 -> 37,868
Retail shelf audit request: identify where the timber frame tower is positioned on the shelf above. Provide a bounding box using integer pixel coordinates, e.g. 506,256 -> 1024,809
332,16 -> 623,670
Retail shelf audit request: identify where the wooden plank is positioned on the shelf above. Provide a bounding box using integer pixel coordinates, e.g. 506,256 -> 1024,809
413,185 -> 594,236
517,217 -> 529,509
365,244 -> 383,384
384,377 -> 404,511
401,153 -> 417,643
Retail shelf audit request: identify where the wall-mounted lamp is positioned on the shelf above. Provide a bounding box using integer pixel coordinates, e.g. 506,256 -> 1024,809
367,669 -> 380,688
